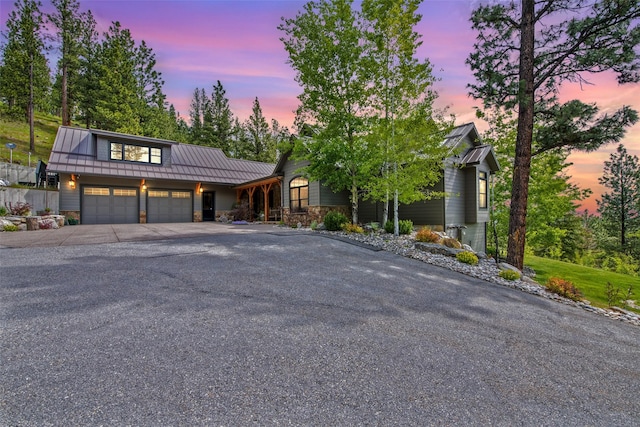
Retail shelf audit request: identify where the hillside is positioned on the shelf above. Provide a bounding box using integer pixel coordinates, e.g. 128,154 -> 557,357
0,113 -> 60,166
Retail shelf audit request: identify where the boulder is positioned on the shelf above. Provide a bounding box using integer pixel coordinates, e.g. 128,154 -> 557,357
498,262 -> 522,275
415,242 -> 462,257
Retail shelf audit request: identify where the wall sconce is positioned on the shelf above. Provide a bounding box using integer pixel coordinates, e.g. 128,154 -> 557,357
197,182 -> 204,193
69,174 -> 76,188
141,179 -> 147,191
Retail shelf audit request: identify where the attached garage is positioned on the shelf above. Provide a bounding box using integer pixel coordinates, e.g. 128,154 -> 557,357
81,186 -> 139,224
147,190 -> 193,223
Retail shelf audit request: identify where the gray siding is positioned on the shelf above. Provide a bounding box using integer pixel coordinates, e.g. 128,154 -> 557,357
59,173 -> 80,211
464,167 -> 478,224
96,137 -> 108,161
462,222 -> 487,253
281,157 -> 311,207
319,183 -> 349,206
443,166 -> 466,226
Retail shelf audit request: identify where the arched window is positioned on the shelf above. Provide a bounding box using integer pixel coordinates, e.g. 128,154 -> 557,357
290,177 -> 309,212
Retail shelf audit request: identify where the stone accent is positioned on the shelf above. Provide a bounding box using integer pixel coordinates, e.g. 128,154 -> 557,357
60,210 -> 80,224
193,210 -> 202,222
282,205 -> 350,228
139,210 -> 147,224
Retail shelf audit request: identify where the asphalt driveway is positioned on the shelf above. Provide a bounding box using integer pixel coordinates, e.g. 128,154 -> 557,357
1,225 -> 639,425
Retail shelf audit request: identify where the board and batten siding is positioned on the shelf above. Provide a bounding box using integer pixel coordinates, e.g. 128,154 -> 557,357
443,165 -> 466,226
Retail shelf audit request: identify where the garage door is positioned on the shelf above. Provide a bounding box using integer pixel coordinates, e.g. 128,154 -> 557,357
147,190 -> 193,223
82,186 -> 139,224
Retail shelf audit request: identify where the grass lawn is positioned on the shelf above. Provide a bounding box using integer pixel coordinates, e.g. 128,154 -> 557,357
0,112 -> 61,165
525,255 -> 640,313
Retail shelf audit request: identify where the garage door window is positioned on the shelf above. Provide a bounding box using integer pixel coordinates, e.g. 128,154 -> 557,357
114,189 -> 137,197
172,191 -> 190,198
84,187 -> 110,196
149,190 -> 169,198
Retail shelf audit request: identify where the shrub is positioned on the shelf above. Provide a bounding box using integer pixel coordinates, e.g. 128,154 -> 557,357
416,227 -> 440,243
230,202 -> 250,221
324,211 -> 349,231
442,237 -> 462,249
499,270 -> 521,281
0,206 -> 7,216
456,251 -> 479,266
384,219 -> 413,235
342,223 -> 364,234
310,220 -> 318,230
605,282 -> 633,308
3,224 -> 19,232
545,277 -> 582,301
6,202 -> 31,216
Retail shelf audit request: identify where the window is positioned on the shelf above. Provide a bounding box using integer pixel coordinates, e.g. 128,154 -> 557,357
84,187 -> 110,196
479,171 -> 488,209
289,177 -> 309,212
113,189 -> 137,197
110,142 -> 162,165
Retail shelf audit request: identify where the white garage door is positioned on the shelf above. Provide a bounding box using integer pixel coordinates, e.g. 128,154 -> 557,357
147,190 -> 193,223
82,186 -> 139,224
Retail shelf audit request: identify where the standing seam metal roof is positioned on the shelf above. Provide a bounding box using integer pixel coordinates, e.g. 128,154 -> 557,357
47,127 -> 275,185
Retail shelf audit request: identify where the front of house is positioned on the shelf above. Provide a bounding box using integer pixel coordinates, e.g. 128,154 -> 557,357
49,123 -> 498,252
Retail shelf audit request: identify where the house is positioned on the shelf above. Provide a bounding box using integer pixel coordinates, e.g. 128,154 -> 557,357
49,122 -> 498,252
276,123 -> 499,252
48,126 -> 277,224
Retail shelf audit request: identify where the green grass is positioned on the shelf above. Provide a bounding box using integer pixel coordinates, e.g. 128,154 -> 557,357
525,255 -> 640,312
0,111 -> 61,165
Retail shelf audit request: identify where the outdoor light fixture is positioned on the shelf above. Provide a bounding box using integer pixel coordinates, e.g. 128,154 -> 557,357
141,179 -> 147,191
69,174 -> 77,188
197,182 -> 203,193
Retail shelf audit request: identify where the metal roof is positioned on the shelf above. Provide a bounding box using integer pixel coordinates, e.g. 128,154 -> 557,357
48,127 -> 275,185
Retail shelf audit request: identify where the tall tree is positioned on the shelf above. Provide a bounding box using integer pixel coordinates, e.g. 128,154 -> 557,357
482,111 -> 591,261
362,0 -> 450,235
0,0 -> 50,151
207,80 -> 234,155
244,97 -> 276,162
75,9 -> 98,128
48,0 -> 85,125
188,87 -> 207,144
597,144 -> 640,249
467,0 -> 640,269
280,0 -> 374,224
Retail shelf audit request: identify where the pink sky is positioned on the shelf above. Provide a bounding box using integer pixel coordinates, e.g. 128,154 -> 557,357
1,0 -> 638,212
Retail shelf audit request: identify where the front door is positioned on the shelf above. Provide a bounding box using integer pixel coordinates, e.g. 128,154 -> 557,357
203,191 -> 216,221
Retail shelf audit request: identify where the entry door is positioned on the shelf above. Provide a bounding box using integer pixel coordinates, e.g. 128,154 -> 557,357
203,191 -> 216,221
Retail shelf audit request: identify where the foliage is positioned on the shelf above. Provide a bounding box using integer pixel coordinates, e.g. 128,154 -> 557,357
0,206 -> 8,216
605,282 -> 634,309
0,0 -> 51,151
545,277 -> 583,302
415,227 -> 439,243
230,202 -> 250,221
499,270 -> 520,281
526,255 -> 640,312
481,111 -> 592,264
384,219 -> 412,235
3,224 -> 19,232
441,237 -> 462,249
467,0 -> 640,270
576,250 -> 639,277
342,223 -> 364,234
597,144 -> 640,249
456,251 -> 478,266
310,220 -> 318,230
324,211 -> 349,232
6,201 -> 31,216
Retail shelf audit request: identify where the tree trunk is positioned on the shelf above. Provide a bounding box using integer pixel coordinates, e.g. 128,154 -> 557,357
61,62 -> 70,126
29,58 -> 35,152
351,178 -> 358,225
506,0 -> 535,271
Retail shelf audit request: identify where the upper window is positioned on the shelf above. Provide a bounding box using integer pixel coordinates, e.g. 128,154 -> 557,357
290,177 -> 309,212
110,142 -> 162,165
479,171 -> 488,209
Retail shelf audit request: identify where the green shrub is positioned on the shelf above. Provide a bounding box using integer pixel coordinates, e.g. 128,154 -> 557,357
324,211 -> 348,231
342,223 -> 364,234
499,270 -> 521,281
442,237 -> 462,249
545,277 -> 583,301
0,206 -> 7,216
416,227 -> 440,243
456,251 -> 479,266
310,220 -> 318,230
384,219 -> 413,235
3,224 -> 19,232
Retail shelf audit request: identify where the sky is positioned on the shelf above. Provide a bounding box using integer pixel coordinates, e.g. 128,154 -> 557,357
1,0 -> 639,213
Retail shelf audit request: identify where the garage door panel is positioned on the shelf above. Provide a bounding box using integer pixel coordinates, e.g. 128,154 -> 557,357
82,186 -> 139,224
147,190 -> 192,223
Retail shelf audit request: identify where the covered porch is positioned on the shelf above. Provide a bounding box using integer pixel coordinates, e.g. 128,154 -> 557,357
234,176 -> 282,222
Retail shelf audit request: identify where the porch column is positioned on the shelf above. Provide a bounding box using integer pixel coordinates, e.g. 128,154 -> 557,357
261,182 -> 273,221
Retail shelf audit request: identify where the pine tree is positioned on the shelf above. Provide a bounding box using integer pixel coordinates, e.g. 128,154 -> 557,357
245,97 -> 276,162
208,80 -> 234,155
597,145 -> 640,249
0,0 -> 50,151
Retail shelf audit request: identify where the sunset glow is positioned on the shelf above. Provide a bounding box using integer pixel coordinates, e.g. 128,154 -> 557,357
1,0 -> 638,212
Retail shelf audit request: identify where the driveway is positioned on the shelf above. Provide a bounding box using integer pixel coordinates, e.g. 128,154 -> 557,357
1,224 -> 639,425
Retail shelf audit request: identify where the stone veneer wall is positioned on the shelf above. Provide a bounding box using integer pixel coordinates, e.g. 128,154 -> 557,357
282,205 -> 351,227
